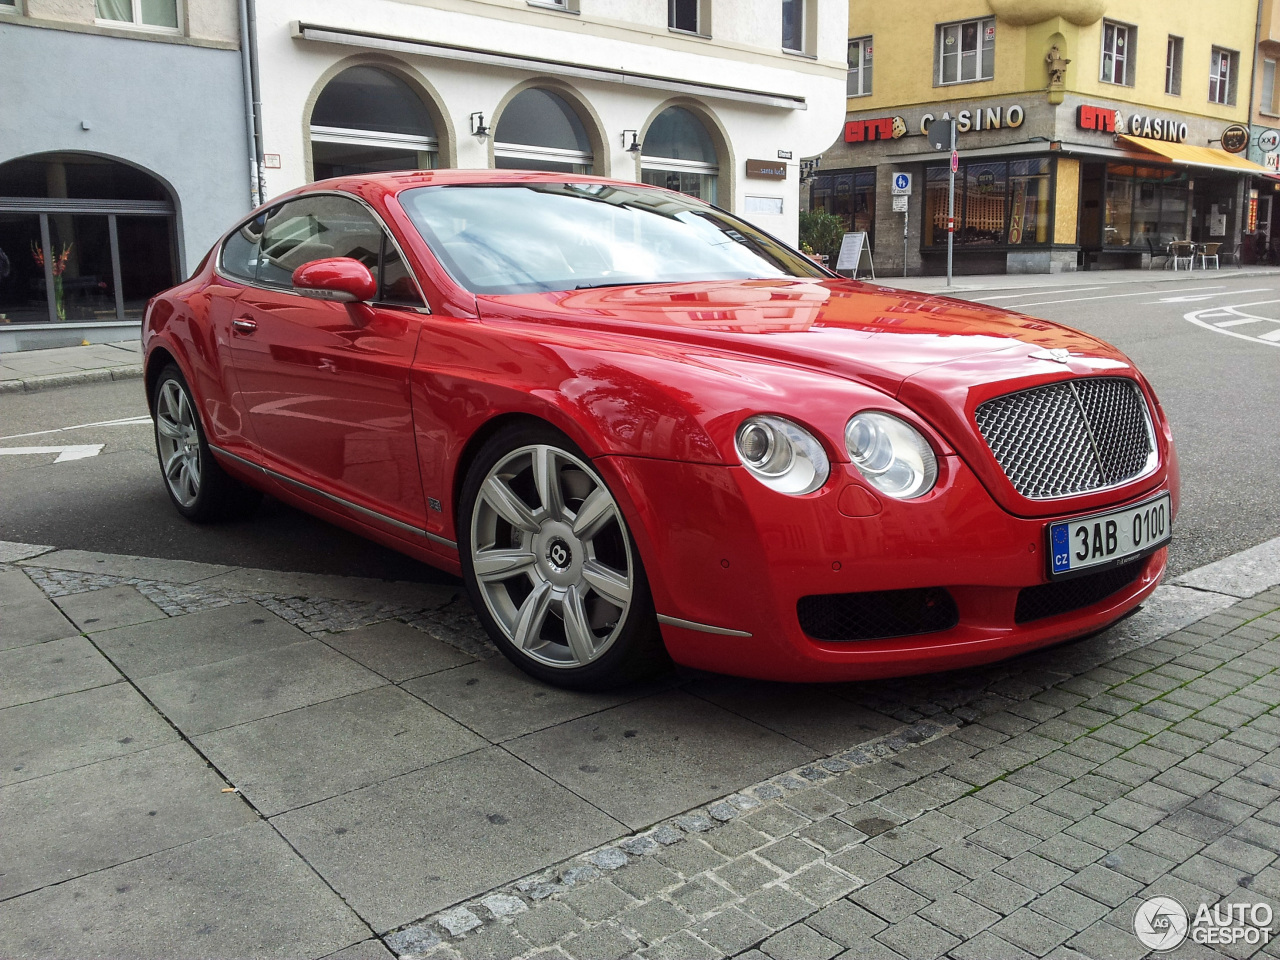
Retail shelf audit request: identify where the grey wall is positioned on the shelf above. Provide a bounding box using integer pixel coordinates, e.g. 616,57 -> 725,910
0,22 -> 250,272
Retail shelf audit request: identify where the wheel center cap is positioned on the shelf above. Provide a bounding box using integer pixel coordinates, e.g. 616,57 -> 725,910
546,537 -> 572,572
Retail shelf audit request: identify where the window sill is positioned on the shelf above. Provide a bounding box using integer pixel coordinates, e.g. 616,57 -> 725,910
783,47 -> 817,60
669,26 -> 711,39
846,91 -> 872,98
526,1 -> 579,14
1098,78 -> 1135,88
935,77 -> 995,87
93,17 -> 181,34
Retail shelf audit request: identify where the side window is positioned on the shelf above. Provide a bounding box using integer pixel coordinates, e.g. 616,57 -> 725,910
256,195 -> 383,288
379,235 -> 424,307
219,213 -> 266,281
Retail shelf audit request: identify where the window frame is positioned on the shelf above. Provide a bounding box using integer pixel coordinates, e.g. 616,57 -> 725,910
668,0 -> 699,35
781,0 -> 808,55
94,0 -> 181,35
215,192 -> 428,311
935,17 -> 995,86
1100,20 -> 1134,87
1263,57 -> 1278,115
1209,46 -> 1239,105
847,36 -> 873,97
1165,35 -> 1183,96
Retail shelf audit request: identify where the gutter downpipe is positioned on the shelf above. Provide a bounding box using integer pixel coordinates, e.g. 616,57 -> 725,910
237,0 -> 267,208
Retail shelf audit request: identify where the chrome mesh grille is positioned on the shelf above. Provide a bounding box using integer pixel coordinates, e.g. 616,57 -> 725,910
975,377 -> 1155,499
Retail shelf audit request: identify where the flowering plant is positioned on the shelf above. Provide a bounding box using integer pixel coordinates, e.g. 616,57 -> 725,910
31,241 -> 73,277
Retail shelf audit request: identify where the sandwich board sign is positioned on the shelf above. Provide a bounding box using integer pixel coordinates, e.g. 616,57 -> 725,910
836,231 -> 874,278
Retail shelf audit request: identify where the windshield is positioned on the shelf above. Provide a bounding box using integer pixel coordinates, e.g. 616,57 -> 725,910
399,182 -> 827,295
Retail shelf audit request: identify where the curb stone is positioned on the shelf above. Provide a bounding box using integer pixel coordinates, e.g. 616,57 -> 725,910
0,364 -> 143,394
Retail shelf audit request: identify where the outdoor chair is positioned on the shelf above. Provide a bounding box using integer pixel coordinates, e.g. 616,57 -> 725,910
1145,237 -> 1169,269
1199,242 -> 1222,270
1169,241 -> 1195,271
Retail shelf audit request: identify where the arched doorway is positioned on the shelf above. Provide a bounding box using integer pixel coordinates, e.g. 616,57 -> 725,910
310,66 -> 440,179
641,106 -> 720,204
0,153 -> 178,325
493,89 -> 594,173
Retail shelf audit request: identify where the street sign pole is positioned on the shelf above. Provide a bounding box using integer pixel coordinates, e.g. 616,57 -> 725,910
947,122 -> 956,288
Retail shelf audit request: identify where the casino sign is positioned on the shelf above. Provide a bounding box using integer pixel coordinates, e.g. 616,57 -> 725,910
1077,103 -> 1187,143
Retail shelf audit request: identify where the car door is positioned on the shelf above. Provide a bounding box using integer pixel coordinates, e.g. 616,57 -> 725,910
229,193 -> 430,532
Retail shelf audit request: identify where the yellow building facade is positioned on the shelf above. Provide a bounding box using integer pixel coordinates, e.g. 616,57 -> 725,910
811,0 -> 1269,275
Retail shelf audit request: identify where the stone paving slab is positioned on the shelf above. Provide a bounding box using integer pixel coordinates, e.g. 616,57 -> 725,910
272,746 -> 627,933
0,822 -> 371,960
193,685 -> 485,816
56,583 -> 166,631
0,740 -> 257,901
0,681 -> 178,787
21,548 -> 234,584
0,635 -> 121,709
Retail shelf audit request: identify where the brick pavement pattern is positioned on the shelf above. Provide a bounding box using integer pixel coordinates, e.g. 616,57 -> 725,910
398,587 -> 1280,960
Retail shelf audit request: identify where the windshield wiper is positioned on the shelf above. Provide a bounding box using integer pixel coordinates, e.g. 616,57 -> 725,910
574,280 -> 649,290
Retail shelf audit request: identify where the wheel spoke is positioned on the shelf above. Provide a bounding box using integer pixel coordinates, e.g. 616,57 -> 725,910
473,547 -> 537,582
186,451 -> 201,489
532,446 -> 565,521
175,387 -> 192,428
511,579 -> 553,650
571,487 -> 616,540
160,382 -> 180,423
164,448 -> 184,481
560,584 -> 596,665
582,559 -> 631,608
156,416 -> 183,440
482,475 -> 541,534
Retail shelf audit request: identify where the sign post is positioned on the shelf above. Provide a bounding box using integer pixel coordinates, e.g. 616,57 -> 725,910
927,118 -> 956,288
891,172 -> 912,278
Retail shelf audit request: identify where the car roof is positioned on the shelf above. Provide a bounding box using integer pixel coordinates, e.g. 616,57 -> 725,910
306,169 -> 644,197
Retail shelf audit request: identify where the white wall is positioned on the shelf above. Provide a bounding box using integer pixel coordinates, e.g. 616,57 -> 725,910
252,0 -> 847,244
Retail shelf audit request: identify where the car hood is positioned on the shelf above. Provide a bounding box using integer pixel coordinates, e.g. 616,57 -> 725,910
475,278 -> 1116,396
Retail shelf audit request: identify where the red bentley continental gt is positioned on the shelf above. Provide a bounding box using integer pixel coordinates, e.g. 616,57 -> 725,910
143,171 -> 1178,689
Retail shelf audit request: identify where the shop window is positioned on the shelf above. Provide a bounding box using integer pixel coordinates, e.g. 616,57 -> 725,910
923,159 -> 1050,248
494,89 -> 594,174
95,0 -> 178,31
936,17 -> 995,85
782,0 -> 810,54
0,153 -> 177,324
311,67 -> 439,179
847,37 -> 873,97
1264,58 -> 1277,114
1166,36 -> 1183,96
669,0 -> 698,33
808,169 -> 875,248
641,107 -> 719,205
1099,164 -> 1189,249
1210,47 -> 1239,105
1101,21 -> 1134,87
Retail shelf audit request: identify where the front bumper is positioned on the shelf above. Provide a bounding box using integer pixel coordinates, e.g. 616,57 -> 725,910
599,453 -> 1172,683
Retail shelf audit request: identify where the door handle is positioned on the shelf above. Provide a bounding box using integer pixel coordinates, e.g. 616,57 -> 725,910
232,317 -> 257,334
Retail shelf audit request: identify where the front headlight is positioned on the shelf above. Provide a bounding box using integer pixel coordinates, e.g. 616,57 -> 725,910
735,415 -> 830,495
845,412 -> 938,500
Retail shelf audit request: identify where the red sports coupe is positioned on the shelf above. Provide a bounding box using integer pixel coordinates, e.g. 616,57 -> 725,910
143,171 -> 1178,689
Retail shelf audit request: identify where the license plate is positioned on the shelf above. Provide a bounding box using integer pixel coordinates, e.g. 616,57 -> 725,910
1049,494 -> 1171,579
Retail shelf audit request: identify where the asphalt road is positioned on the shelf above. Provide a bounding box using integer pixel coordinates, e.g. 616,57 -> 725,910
0,272 -> 1275,581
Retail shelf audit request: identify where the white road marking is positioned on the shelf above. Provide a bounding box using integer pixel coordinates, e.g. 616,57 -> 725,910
972,286 -> 1106,300
0,444 -> 105,463
998,286 -> 1225,309
0,415 -> 151,442
1185,303 -> 1280,347
1153,288 -> 1271,303
1260,328 -> 1280,342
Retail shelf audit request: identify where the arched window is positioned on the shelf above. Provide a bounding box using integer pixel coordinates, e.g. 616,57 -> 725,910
641,107 -> 720,204
0,153 -> 177,324
493,89 -> 593,173
310,66 -> 438,179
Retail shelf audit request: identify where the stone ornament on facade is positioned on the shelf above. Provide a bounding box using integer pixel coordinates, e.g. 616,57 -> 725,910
1045,45 -> 1070,85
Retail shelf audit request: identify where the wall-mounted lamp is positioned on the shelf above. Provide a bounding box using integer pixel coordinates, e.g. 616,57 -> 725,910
470,112 -> 490,141
622,130 -> 642,153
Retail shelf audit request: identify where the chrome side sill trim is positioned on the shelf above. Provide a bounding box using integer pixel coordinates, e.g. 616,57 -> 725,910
656,614 -> 752,638
209,444 -> 457,550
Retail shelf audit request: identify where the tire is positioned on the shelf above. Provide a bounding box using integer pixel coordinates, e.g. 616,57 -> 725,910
459,422 -> 669,690
152,363 -> 262,522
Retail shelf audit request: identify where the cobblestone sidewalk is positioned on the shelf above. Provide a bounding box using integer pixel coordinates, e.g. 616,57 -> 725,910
393,587 -> 1280,960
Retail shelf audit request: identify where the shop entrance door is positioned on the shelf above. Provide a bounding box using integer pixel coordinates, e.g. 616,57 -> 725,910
1078,162 -> 1105,265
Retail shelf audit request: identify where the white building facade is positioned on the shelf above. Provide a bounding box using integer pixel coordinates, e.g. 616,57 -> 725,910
251,0 -> 849,245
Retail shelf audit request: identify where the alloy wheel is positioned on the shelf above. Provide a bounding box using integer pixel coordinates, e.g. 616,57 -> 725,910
155,379 -> 202,509
469,444 -> 635,668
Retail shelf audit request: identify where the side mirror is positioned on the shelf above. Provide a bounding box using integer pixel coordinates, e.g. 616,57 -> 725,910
292,258 -> 377,303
